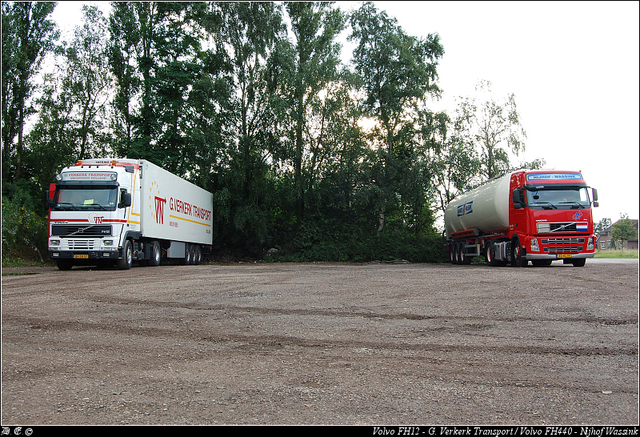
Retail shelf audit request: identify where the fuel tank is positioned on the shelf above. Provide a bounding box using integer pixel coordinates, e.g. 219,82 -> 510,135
444,172 -> 512,239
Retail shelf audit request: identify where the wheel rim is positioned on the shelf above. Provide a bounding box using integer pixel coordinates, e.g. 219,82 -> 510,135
153,243 -> 160,264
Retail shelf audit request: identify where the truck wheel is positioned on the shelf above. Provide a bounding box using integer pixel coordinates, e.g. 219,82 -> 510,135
453,243 -> 461,264
486,243 -> 496,266
194,245 -> 202,265
149,241 -> 161,266
460,244 -> 472,264
572,258 -> 586,267
511,237 -> 527,267
184,244 -> 193,265
117,240 -> 133,270
57,259 -> 73,271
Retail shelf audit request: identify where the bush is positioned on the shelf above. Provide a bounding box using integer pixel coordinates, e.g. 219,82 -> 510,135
277,216 -> 447,263
2,194 -> 49,265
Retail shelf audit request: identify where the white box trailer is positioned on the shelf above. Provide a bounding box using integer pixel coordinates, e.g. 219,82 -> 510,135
47,158 -> 213,270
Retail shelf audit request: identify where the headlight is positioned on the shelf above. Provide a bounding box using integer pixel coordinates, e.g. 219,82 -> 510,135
530,238 -> 539,252
103,239 -> 114,246
537,223 -> 550,233
49,239 -> 60,247
587,237 -> 594,251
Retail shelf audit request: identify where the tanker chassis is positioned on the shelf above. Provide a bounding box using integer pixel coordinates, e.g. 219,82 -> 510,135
444,170 -> 599,267
46,159 -> 213,270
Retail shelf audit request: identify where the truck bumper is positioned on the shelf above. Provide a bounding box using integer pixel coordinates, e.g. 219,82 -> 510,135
49,250 -> 120,261
526,253 -> 595,260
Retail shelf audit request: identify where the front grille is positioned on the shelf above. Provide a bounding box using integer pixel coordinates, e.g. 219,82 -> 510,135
550,222 -> 576,232
67,239 -> 96,250
541,238 -> 585,245
544,246 -> 582,254
52,225 -> 112,236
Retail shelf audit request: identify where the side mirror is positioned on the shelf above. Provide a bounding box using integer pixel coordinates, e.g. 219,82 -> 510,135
513,189 -> 523,209
120,192 -> 132,208
45,190 -> 54,208
591,188 -> 598,207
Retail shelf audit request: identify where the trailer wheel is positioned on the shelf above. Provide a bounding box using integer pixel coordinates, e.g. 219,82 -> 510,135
449,244 -> 456,264
184,244 -> 192,265
117,240 -> 133,270
460,244 -> 472,264
194,245 -> 202,265
148,241 -> 161,266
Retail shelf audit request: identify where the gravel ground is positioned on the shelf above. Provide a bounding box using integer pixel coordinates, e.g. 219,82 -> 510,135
1,259 -> 638,425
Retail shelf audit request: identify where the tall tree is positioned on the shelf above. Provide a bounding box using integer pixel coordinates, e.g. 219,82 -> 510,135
453,80 -> 527,180
108,1 -> 207,174
349,1 -> 444,235
61,5 -> 112,160
285,1 -> 345,226
2,1 -> 58,181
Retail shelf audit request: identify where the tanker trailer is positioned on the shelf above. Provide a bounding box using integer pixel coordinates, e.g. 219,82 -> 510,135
443,170 -> 598,267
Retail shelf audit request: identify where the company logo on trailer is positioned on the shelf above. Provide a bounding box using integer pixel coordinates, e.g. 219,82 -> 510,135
457,201 -> 473,217
150,181 -> 166,225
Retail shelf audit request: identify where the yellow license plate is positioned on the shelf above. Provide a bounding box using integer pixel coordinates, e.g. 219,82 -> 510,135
558,254 -> 572,259
74,254 -> 89,259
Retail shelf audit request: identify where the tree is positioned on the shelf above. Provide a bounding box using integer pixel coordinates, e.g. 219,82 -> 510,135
107,2 -> 207,174
285,1 -> 346,226
452,80 -> 527,181
2,1 -> 58,181
348,2 -> 443,235
611,215 -> 637,250
61,5 -> 112,160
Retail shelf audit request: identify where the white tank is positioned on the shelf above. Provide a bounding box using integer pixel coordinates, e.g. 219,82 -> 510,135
444,172 -> 512,239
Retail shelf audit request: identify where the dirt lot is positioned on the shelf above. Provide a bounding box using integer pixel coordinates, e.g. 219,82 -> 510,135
1,259 -> 638,425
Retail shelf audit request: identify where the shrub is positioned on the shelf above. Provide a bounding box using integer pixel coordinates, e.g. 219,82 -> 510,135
2,194 -> 49,264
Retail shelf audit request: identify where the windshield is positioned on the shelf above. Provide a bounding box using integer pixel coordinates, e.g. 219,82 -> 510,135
525,186 -> 591,209
54,187 -> 118,211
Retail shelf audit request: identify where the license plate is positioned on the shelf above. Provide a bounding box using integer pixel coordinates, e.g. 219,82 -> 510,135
74,254 -> 89,259
558,254 -> 572,259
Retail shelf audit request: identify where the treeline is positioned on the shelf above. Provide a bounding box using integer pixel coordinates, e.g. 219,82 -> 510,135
2,1 -> 539,263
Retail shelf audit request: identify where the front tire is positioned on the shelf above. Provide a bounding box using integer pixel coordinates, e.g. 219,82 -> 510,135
511,237 -> 527,267
117,240 -> 133,270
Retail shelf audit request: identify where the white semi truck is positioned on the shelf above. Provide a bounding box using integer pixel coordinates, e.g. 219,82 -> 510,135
47,158 -> 213,270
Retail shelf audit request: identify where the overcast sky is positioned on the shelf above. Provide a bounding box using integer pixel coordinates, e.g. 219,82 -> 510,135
50,1 -> 639,223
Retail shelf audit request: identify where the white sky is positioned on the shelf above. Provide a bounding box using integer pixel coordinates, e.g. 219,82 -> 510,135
50,1 -> 639,224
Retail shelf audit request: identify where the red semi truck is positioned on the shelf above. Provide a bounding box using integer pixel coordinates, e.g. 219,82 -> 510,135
444,170 -> 599,267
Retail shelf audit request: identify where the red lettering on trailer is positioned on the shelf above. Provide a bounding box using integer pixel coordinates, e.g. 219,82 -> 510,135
154,196 -> 166,224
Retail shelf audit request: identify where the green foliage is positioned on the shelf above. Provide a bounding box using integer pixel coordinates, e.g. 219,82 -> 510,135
610,215 -> 637,250
2,182 -> 49,264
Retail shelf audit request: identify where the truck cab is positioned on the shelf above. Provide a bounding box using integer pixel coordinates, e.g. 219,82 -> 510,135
47,160 -> 141,270
509,171 -> 598,267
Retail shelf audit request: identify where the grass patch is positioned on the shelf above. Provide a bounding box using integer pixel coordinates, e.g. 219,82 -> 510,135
594,250 -> 638,259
